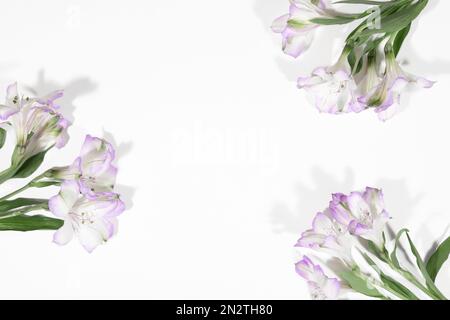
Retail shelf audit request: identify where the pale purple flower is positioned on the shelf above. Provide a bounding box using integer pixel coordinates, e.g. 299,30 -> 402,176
296,208 -> 355,265
330,187 -> 390,248
48,135 -> 117,196
49,180 -> 125,253
359,48 -> 435,121
0,83 -> 70,162
295,256 -> 341,300
272,0 -> 341,58
297,50 -> 361,114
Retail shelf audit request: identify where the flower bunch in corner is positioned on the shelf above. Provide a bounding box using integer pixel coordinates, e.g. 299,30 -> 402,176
295,187 -> 449,300
272,0 -> 433,120
0,83 -> 125,252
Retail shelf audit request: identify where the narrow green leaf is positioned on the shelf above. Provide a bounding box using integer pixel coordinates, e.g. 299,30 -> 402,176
0,198 -> 48,212
393,23 -> 411,56
426,236 -> 450,282
362,37 -> 385,55
358,0 -> 428,38
0,128 -> 6,149
348,50 -> 357,71
406,232 -> 446,299
339,270 -> 385,298
0,214 -> 63,231
362,251 -> 418,300
379,273 -> 419,300
366,240 -> 387,262
390,228 -> 409,269
13,150 -> 48,179
347,50 -> 364,75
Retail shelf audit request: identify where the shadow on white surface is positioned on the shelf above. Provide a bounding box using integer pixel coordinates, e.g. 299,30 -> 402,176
270,167 -> 355,235
270,169 -> 426,237
376,178 -> 424,226
102,129 -> 135,210
402,0 -> 450,76
376,179 -> 447,268
25,69 -> 97,123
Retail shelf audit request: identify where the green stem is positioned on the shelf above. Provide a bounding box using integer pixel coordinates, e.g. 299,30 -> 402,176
394,267 -> 440,300
356,269 -> 406,300
0,172 -> 49,202
379,282 -> 411,300
0,184 -> 31,202
382,253 -> 446,300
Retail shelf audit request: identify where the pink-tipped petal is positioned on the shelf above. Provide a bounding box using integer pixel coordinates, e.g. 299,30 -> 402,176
0,105 -> 18,120
282,30 -> 314,58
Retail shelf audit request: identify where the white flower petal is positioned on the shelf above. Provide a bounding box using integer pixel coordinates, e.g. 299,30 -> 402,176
346,192 -> 371,220
271,14 -> 289,33
283,30 -> 314,58
53,220 -> 74,245
60,180 -> 80,208
78,227 -> 104,253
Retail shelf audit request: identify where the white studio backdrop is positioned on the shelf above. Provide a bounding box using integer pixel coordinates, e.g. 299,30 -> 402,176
0,0 -> 449,299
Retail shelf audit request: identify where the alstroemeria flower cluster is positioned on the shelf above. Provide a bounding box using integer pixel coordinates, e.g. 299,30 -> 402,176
295,187 -> 448,300
0,83 -> 126,253
0,83 -> 69,165
272,0 -> 433,121
48,135 -> 124,252
296,187 -> 389,267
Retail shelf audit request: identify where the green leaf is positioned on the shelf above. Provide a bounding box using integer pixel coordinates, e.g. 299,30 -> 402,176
0,214 -> 63,231
0,198 -> 47,212
13,150 -> 48,179
348,50 -> 357,72
379,273 -> 419,300
393,23 -> 411,56
390,228 -> 409,269
426,236 -> 450,282
362,36 -> 386,55
365,240 -> 387,262
358,0 -> 428,38
405,232 -> 446,299
346,49 -> 366,74
339,270 -> 385,298
0,128 -> 6,149
361,251 -> 418,300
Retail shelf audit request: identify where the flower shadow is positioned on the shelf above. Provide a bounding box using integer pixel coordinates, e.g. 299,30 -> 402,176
269,167 -> 355,235
375,178 -> 423,227
24,69 -> 98,123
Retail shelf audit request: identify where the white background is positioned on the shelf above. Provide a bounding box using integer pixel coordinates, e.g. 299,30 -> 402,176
0,0 -> 449,299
